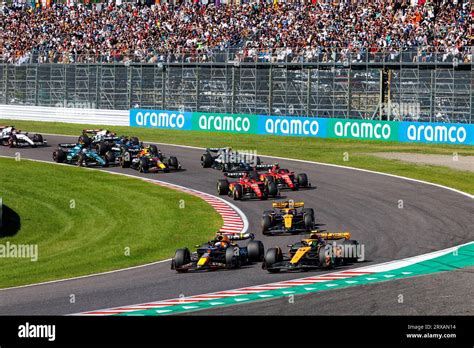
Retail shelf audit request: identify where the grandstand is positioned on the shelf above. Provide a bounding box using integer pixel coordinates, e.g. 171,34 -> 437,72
0,0 -> 472,122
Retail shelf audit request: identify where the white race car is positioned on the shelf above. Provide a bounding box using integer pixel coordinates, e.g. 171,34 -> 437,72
0,126 -> 47,148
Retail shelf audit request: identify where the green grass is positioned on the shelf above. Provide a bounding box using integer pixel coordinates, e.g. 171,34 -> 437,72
2,119 -> 473,194
0,157 -> 222,288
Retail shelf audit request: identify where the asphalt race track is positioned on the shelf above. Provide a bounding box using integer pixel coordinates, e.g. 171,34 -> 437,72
0,135 -> 473,315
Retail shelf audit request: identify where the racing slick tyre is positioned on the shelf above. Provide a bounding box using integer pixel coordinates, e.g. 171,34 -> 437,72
96,142 -> 109,156
32,134 -> 43,144
8,135 -> 17,148
264,248 -> 283,273
77,153 -> 86,167
138,157 -> 149,173
168,156 -> 179,169
149,144 -> 159,156
247,240 -> 264,262
105,150 -> 115,164
341,240 -> 360,264
225,247 -> 241,269
174,248 -> 191,273
302,208 -> 315,217
130,137 -> 140,146
261,215 -> 272,234
201,153 -> 213,168
217,179 -> 230,195
303,212 -> 314,231
267,181 -> 278,197
297,173 -> 309,188
120,151 -> 131,168
319,245 -> 334,269
53,149 -> 66,163
263,175 -> 274,184
233,184 -> 243,200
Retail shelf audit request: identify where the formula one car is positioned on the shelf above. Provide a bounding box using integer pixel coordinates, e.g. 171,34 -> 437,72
129,145 -> 181,173
171,232 -> 264,272
52,136 -> 111,167
258,163 -> 310,191
79,129 -> 140,156
0,126 -> 47,148
261,201 -> 315,235
263,231 -> 361,273
201,147 -> 261,172
217,171 -> 278,200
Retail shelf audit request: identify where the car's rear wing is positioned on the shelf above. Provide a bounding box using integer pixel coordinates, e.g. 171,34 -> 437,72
217,232 -> 254,240
272,201 -> 305,209
310,231 -> 351,240
82,129 -> 103,134
57,143 -> 78,148
224,172 -> 247,178
206,147 -> 225,153
254,164 -> 273,171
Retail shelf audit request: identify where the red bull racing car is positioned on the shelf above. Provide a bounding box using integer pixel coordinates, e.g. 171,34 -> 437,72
172,232 -> 264,272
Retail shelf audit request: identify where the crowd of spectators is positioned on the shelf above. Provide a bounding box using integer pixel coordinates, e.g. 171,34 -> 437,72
0,0 -> 471,64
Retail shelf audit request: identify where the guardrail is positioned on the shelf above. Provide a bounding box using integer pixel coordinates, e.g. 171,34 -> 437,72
0,105 -> 128,126
0,105 -> 472,146
129,109 -> 474,146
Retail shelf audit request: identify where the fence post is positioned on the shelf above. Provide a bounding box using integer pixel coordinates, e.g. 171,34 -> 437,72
347,69 -> 352,119
231,65 -> 236,114
430,70 -> 435,123
127,65 -> 133,109
5,65 -> 9,105
268,65 -> 273,116
161,66 -> 166,109
35,65 -> 39,106
195,65 -> 200,112
306,67 -> 311,116
95,65 -> 100,109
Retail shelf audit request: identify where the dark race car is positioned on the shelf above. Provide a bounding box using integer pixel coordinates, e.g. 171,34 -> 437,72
171,232 -> 264,272
80,129 -> 141,157
217,171 -> 278,201
263,231 -> 362,273
261,201 -> 315,235
0,126 -> 47,148
258,163 -> 310,191
201,147 -> 261,172
129,145 -> 181,173
52,136 -> 110,167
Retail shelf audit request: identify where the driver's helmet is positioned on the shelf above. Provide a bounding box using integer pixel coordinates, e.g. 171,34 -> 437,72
215,234 -> 230,248
141,148 -> 150,156
271,162 -> 280,172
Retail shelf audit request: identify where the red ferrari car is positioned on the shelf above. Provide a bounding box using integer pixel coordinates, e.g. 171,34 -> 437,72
258,163 -> 309,191
217,171 -> 278,200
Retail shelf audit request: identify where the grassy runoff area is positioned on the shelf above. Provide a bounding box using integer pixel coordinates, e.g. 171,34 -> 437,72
2,119 -> 473,194
0,157 -> 222,288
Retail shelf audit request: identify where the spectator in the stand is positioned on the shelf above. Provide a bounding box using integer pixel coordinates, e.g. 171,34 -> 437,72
0,0 -> 471,64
